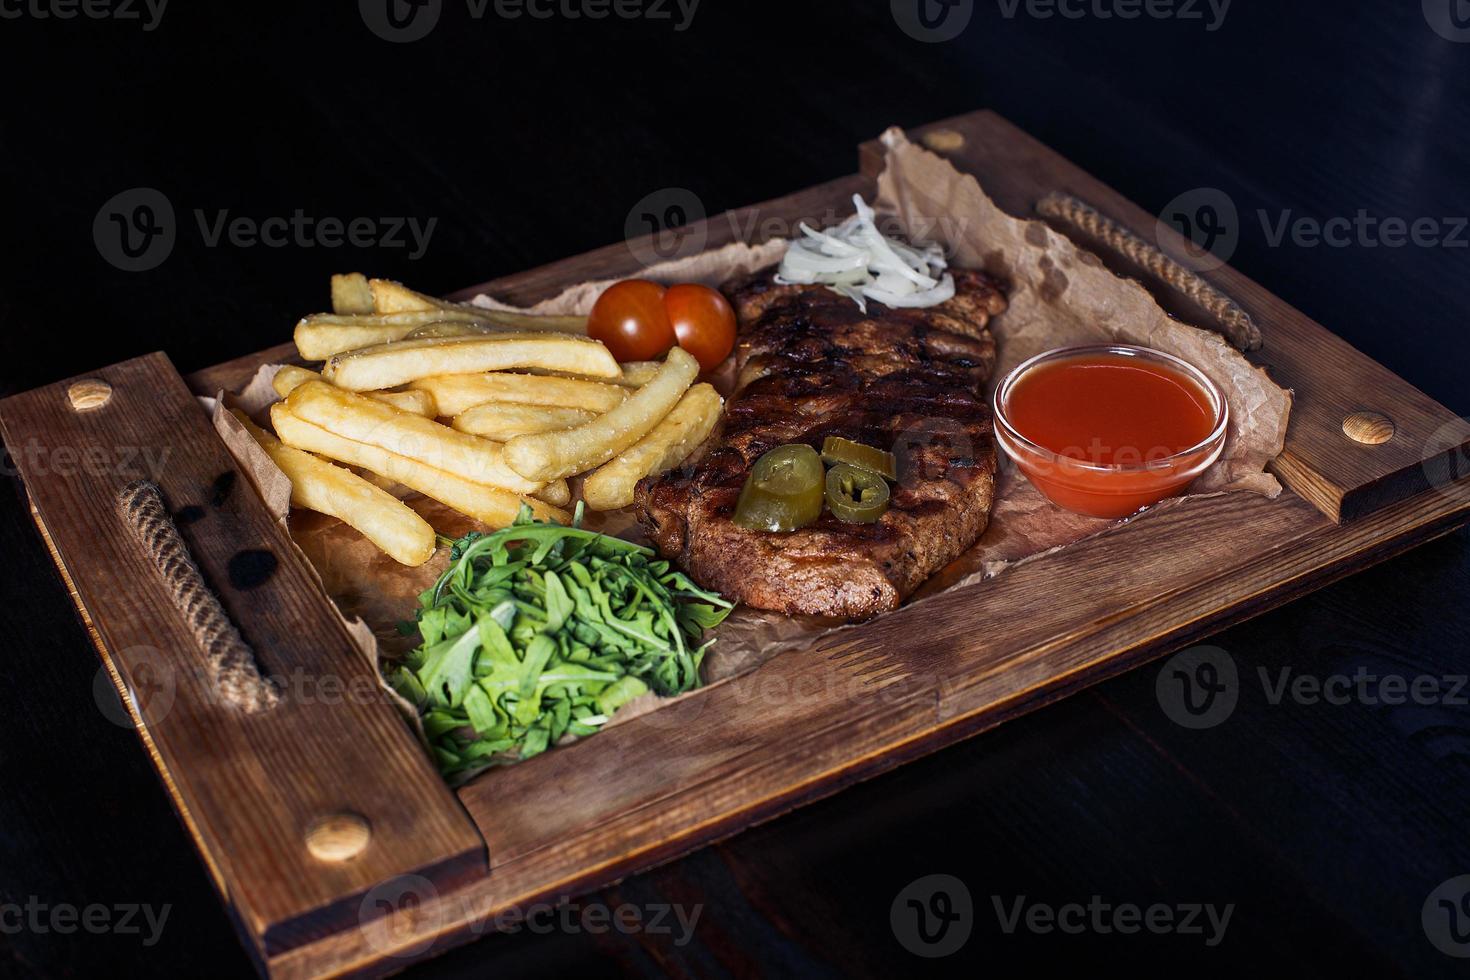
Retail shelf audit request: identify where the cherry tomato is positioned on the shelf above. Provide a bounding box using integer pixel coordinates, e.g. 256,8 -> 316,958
587,279 -> 676,362
664,283 -> 736,372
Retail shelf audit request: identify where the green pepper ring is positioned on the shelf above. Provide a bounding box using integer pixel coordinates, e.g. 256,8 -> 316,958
732,444 -> 826,532
825,462 -> 891,523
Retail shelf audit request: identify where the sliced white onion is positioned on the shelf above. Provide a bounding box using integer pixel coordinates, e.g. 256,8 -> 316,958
776,194 -> 953,310
861,273 -> 955,308
780,241 -> 869,275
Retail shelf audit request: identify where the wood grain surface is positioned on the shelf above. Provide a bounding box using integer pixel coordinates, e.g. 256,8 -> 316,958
0,355 -> 487,966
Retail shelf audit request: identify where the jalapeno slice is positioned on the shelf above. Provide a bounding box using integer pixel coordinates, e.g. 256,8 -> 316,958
821,436 -> 897,481
732,444 -> 825,532
825,463 -> 891,523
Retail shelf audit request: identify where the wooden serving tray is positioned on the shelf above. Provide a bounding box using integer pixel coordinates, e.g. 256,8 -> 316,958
5,111 -> 1469,978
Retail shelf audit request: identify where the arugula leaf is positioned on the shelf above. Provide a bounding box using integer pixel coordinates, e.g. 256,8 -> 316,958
391,511 -> 734,781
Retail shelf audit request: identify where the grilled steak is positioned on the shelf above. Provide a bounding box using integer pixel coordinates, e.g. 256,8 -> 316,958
634,267 -> 1008,619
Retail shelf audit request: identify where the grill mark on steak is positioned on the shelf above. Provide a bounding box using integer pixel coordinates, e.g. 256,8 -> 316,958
634,266 -> 1008,620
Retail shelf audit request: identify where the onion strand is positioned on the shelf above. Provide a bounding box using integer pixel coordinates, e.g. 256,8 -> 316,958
776,195 -> 951,310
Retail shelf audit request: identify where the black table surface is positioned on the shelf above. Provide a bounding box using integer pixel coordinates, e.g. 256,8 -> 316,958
3,3 -> 1469,977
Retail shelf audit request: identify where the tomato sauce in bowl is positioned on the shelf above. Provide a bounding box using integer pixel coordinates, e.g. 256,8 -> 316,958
992,345 -> 1228,518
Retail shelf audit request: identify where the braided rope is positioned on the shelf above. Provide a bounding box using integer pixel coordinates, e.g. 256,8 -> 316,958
117,481 -> 280,713
1036,192 -> 1262,352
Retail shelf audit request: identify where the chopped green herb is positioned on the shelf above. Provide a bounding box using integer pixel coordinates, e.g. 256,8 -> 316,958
392,502 -> 733,780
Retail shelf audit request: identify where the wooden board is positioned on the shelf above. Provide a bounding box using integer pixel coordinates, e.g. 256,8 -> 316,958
6,111 -> 1470,978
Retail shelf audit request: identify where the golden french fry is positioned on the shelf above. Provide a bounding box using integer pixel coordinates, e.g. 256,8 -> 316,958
331,273 -> 375,314
285,381 -> 544,495
519,360 -> 659,387
371,388 -> 437,417
230,409 -> 435,566
451,402 -> 598,441
403,320 -> 588,343
582,383 -> 722,511
369,277 -> 456,314
272,364 -> 437,417
535,478 -> 572,507
370,278 -> 587,334
294,309 -> 498,360
271,405 -> 567,526
272,364 -> 320,398
402,321 -> 496,342
402,319 -> 593,344
411,373 -> 627,415
504,347 -> 700,482
614,361 -> 662,386
324,334 -> 620,392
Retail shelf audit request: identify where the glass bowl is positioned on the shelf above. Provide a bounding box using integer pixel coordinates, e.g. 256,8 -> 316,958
991,344 -> 1229,519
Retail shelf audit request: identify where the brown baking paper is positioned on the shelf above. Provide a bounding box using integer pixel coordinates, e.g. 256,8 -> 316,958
210,127 -> 1292,734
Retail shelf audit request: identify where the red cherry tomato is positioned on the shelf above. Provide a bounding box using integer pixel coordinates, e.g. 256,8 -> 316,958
664,283 -> 736,372
587,279 -> 676,362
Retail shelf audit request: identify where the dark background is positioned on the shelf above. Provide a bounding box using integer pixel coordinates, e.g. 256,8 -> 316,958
3,1 -> 1469,977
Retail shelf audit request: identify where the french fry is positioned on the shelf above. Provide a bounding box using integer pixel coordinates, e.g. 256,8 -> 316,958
451,403 -> 598,441
294,309 -> 498,360
271,404 -> 568,526
582,383 -> 722,511
272,364 -> 437,417
402,320 -> 596,343
370,278 -> 587,334
371,388 -> 437,417
272,364 -> 320,397
535,479 -> 572,507
612,361 -> 662,386
369,277 -> 455,314
331,273 -> 375,314
285,380 -> 544,495
403,321 -> 495,342
411,373 -> 628,415
504,347 -> 700,482
322,334 -> 621,392
518,361 -> 660,387
230,409 -> 435,566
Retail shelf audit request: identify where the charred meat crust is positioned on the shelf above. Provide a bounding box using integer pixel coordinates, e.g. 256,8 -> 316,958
635,265 -> 1007,620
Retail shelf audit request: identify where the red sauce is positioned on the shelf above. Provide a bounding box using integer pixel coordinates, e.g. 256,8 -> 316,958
1006,354 -> 1216,465
996,349 -> 1225,518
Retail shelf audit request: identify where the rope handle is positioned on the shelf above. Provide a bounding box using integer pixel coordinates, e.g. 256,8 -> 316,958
118,480 -> 281,714
1036,192 -> 1263,352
